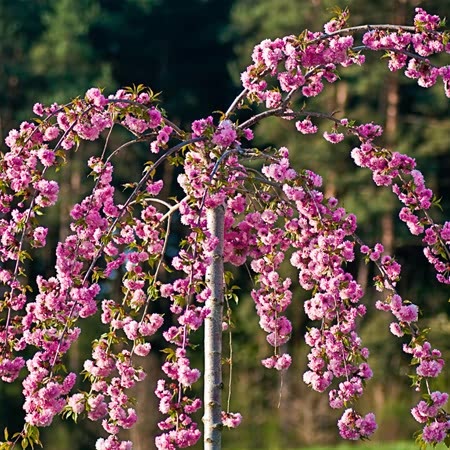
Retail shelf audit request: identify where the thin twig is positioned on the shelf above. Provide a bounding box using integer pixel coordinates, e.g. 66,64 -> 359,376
352,45 -> 438,66
138,198 -> 177,324
237,107 -> 284,130
224,88 -> 249,119
304,24 -> 416,46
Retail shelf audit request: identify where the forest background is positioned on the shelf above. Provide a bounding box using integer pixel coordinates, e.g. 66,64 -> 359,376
0,0 -> 449,449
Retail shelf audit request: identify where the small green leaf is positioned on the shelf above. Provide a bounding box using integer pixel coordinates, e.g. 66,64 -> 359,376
444,434 -> 450,447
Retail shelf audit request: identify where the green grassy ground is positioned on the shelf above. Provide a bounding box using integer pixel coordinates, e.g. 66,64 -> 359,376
298,442 -> 447,450
245,442 -> 449,450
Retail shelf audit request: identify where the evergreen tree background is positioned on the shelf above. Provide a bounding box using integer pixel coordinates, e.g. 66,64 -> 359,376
0,1 -> 448,448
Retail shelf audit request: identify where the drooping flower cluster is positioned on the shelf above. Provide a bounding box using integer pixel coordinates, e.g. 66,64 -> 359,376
215,144 -> 380,438
348,125 -> 450,284
273,158 -> 373,431
411,391 -> 450,443
248,209 -> 294,370
337,408 -> 377,440
154,378 -> 202,449
290,110 -> 450,285
0,86 -> 187,448
357,234 -> 449,441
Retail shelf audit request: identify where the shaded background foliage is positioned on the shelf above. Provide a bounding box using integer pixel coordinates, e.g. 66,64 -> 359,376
0,0 -> 449,448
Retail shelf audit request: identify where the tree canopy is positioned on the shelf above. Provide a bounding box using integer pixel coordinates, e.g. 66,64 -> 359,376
0,2 -> 449,449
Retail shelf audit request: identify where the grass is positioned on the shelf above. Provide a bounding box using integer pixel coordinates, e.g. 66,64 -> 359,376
238,442 -> 449,450
220,440 -> 448,450
295,442 -> 448,450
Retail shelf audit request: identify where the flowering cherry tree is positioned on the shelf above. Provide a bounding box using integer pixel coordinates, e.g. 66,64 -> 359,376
0,7 -> 449,450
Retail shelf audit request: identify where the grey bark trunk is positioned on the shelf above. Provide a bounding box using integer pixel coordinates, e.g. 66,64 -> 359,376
203,205 -> 225,450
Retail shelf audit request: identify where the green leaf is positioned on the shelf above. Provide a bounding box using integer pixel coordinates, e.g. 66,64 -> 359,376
161,347 -> 176,361
27,426 -> 39,443
444,434 -> 450,448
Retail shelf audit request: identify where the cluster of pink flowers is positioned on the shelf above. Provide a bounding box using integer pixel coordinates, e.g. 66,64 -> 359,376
337,408 -> 377,440
411,391 -> 450,443
344,119 -> 450,284
221,411 -> 242,428
211,120 -> 238,148
23,361 -> 76,427
295,118 -> 318,134
22,150 -> 168,447
278,159 -> 374,427
241,6 -> 450,118
361,238 -> 448,440
423,223 -> 450,284
252,137 -> 446,445
151,125 -> 174,153
323,130 -> 345,144
0,116 -> 68,390
323,8 -> 349,34
0,86 -> 186,448
241,31 -> 359,104
362,9 -> 450,94
249,209 -> 293,370
154,379 -> 202,449
155,151 -> 216,447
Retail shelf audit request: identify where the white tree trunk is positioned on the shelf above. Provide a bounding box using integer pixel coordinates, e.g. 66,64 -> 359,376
203,205 -> 225,450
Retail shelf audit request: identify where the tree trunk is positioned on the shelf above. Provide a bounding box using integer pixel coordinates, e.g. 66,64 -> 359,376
203,205 -> 225,450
